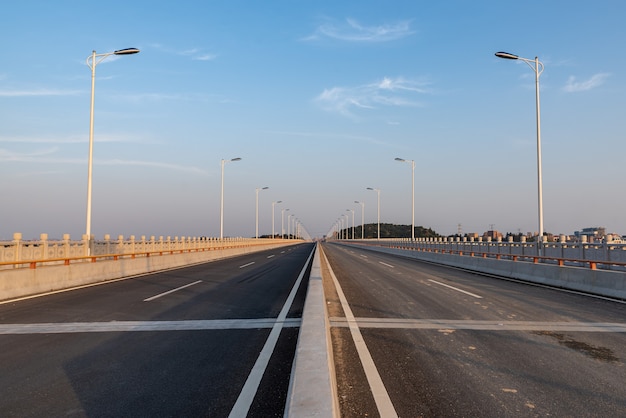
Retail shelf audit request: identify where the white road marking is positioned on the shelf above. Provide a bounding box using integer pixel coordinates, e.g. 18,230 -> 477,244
328,318 -> 626,332
143,280 -> 202,302
239,262 -> 256,269
360,254 -> 368,258
428,279 -> 483,298
228,246 -> 315,418
267,255 -> 275,259
0,318 -> 302,334
321,248 -> 399,418
379,261 -> 395,268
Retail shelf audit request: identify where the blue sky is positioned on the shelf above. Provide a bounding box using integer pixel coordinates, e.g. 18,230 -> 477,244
2,1 -> 625,240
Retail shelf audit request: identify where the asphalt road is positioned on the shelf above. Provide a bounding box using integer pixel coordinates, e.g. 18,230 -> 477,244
0,242 -> 315,417
321,242 -> 626,417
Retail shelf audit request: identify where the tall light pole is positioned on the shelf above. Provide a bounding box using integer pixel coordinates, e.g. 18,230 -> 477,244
255,187 -> 269,239
220,157 -> 242,239
346,209 -> 355,240
85,48 -> 139,252
281,208 -> 289,239
272,200 -> 282,239
367,187 -> 380,240
355,200 -> 365,239
495,51 -> 545,245
395,157 -> 415,240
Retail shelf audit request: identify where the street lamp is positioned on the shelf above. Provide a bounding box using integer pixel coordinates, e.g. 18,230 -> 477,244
281,208 -> 289,239
85,48 -> 139,252
255,187 -> 269,239
495,51 -> 545,246
367,187 -> 381,240
220,157 -> 242,239
355,201 -> 365,239
346,209 -> 355,240
272,200 -> 282,239
395,157 -> 416,240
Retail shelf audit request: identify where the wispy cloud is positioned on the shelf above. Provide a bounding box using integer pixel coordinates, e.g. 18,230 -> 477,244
563,73 -> 610,92
305,18 -> 414,42
266,130 -> 392,147
0,134 -> 158,144
0,88 -> 81,97
0,147 -> 60,161
149,43 -> 217,61
99,159 -> 207,175
0,147 -> 206,175
314,76 -> 430,117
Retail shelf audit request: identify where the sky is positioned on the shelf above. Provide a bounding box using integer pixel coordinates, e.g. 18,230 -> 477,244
2,1 -> 625,241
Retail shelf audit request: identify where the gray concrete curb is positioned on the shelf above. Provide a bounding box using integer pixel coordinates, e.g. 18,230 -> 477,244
285,243 -> 339,417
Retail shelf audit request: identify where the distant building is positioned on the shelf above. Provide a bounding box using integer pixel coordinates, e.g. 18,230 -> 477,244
605,233 -> 623,244
482,230 -> 503,240
574,227 -> 606,242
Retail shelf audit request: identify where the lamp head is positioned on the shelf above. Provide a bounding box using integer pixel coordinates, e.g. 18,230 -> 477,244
495,51 -> 518,60
114,48 -> 140,55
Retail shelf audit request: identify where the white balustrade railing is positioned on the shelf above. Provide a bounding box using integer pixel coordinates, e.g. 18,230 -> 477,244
338,236 -> 626,270
0,232 -> 285,267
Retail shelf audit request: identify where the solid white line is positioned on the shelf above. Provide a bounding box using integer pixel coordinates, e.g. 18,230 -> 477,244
228,246 -> 315,418
239,262 -> 256,269
328,318 -> 626,332
0,318 -> 303,334
379,261 -> 395,268
322,248 -> 398,417
428,279 -> 482,298
143,280 -> 203,302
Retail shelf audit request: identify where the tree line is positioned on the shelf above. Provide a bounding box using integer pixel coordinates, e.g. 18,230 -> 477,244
335,223 -> 440,239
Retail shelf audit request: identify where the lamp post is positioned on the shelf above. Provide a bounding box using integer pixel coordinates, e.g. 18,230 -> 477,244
355,200 -> 365,239
272,200 -> 282,239
255,187 -> 269,239
281,208 -> 289,239
395,157 -> 415,240
495,51 -> 545,246
346,209 -> 355,240
85,48 -> 139,253
367,187 -> 381,240
220,157 -> 242,239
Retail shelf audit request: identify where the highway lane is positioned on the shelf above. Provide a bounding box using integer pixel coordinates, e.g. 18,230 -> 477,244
321,242 -> 626,417
0,242 -> 315,417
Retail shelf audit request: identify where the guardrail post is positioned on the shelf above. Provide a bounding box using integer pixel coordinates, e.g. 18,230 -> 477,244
82,234 -> 91,256
104,234 -> 111,255
12,232 -> 22,265
40,233 -> 48,260
117,235 -> 125,254
62,234 -> 70,258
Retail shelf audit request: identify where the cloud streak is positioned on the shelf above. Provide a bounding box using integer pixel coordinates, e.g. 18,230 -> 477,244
0,88 -> 82,97
149,43 -> 217,61
563,73 -> 610,92
0,149 -> 206,175
305,18 -> 414,42
314,76 -> 430,117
